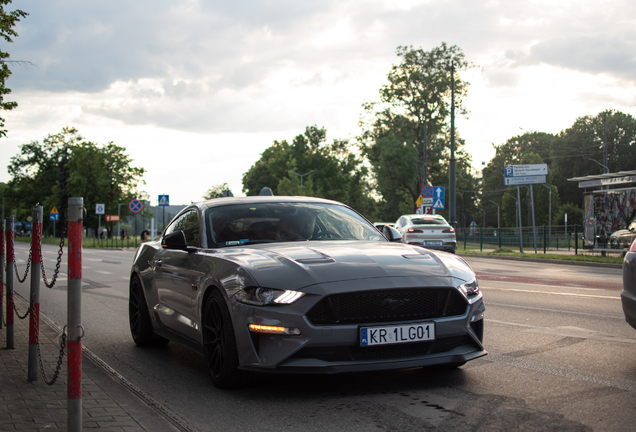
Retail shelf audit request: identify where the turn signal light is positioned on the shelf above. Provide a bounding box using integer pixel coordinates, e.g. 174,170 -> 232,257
442,228 -> 455,233
248,324 -> 301,335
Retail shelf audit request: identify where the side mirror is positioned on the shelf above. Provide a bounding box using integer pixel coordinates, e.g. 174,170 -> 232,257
162,230 -> 188,250
383,226 -> 403,243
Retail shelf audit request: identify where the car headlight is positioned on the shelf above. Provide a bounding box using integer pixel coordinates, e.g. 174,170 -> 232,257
235,287 -> 305,306
458,280 -> 480,297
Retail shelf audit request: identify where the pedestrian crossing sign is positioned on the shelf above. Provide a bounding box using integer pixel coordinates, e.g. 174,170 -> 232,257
433,198 -> 445,209
158,195 -> 169,207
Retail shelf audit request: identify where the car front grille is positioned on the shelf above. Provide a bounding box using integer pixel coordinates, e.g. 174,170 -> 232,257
305,288 -> 467,325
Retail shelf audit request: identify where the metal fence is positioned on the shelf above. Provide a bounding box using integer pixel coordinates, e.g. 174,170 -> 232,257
457,224 -> 582,253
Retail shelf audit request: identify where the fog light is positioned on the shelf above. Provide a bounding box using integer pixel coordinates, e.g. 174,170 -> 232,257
248,324 -> 301,335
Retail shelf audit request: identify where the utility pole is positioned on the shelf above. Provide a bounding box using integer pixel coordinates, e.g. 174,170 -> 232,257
604,112 -> 608,174
421,105 -> 428,189
449,61 -> 457,229
540,184 -> 552,245
489,200 -> 500,229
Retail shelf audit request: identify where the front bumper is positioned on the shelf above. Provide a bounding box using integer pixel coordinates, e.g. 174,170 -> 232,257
231,282 -> 486,374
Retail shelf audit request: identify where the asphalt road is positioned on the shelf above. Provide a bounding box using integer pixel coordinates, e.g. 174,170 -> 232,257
9,243 -> 636,432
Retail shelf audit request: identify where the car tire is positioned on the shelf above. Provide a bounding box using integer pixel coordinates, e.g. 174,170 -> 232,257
202,290 -> 254,388
129,275 -> 169,346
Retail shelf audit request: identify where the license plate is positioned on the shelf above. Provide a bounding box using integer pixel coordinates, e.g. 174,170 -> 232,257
424,240 -> 442,245
360,322 -> 435,346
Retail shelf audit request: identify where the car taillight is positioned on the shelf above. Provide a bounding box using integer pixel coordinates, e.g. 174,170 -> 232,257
407,229 -> 423,233
442,228 -> 455,233
630,239 -> 636,252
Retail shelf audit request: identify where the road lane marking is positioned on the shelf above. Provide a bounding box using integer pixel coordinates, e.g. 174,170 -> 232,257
483,287 -> 619,300
94,270 -> 112,275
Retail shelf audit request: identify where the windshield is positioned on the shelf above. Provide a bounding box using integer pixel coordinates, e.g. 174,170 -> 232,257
205,202 -> 385,247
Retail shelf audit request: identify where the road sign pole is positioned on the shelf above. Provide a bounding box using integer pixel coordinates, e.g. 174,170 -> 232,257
68,197 -> 83,432
0,219 -> 4,331
530,185 -> 537,254
28,206 -> 42,381
517,186 -> 524,253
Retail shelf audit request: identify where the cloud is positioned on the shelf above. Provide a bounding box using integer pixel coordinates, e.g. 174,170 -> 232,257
516,34 -> 636,82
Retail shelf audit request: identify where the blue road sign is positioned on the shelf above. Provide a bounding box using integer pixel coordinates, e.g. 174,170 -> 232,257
422,185 -> 434,197
434,186 -> 445,199
25,222 -> 32,230
433,198 -> 445,209
50,213 -> 59,221
158,195 -> 170,207
129,199 -> 143,213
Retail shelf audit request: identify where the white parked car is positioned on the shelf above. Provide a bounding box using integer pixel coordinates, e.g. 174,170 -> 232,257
395,214 -> 457,253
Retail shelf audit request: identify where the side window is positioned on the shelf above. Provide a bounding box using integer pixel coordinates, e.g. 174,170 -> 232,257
164,210 -> 200,247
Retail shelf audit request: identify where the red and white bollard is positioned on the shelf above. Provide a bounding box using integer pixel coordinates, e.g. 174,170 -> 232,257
0,219 -> 4,331
5,218 -> 14,349
67,197 -> 83,432
28,205 -> 42,382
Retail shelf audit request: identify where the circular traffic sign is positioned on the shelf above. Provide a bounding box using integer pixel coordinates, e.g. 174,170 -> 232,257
422,185 -> 434,198
129,199 -> 143,213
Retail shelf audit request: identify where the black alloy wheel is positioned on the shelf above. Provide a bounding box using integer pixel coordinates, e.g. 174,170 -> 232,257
202,290 -> 253,388
129,275 -> 169,346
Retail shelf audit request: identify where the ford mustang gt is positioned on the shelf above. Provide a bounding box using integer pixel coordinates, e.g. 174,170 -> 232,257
129,196 -> 486,388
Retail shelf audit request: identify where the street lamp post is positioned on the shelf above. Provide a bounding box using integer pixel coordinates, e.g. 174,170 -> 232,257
287,169 -> 318,195
539,184 -> 552,246
489,200 -> 500,229
118,203 -> 125,241
504,192 -> 523,253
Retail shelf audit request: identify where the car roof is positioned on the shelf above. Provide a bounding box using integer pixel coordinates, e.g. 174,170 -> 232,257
195,196 -> 346,211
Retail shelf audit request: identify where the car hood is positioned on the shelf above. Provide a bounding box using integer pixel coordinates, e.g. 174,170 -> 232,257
209,241 -> 475,290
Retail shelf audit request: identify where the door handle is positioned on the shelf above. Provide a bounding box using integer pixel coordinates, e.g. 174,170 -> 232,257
151,259 -> 162,267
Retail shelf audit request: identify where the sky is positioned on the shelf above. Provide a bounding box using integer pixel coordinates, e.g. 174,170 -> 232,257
1,0 -> 635,207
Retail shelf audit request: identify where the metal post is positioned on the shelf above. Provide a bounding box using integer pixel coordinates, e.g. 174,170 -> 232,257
575,224 -> 579,255
28,206 -> 43,381
479,227 -> 483,251
67,197 -> 83,432
543,225 -> 547,254
0,219 -> 4,330
449,62 -> 457,229
5,218 -> 14,349
516,186 -> 524,253
530,185 -> 537,254
498,227 -> 501,249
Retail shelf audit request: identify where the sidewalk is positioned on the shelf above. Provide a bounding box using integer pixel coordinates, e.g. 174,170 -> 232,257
1,295 -> 180,431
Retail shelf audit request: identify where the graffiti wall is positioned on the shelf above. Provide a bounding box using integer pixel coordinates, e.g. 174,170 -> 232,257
583,188 -> 636,248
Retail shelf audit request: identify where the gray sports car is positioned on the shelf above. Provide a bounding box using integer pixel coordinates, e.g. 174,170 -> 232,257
129,196 -> 486,388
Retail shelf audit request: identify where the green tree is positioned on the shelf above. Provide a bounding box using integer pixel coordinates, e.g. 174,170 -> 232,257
359,43 -> 479,223
204,183 -> 231,199
242,126 -> 378,220
6,127 -> 146,235
0,0 -> 27,137
551,109 -> 636,207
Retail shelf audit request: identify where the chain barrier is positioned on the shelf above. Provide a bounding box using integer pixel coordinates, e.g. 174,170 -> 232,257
36,321 -> 69,386
13,245 -> 32,283
12,294 -> 31,320
38,223 -> 66,288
